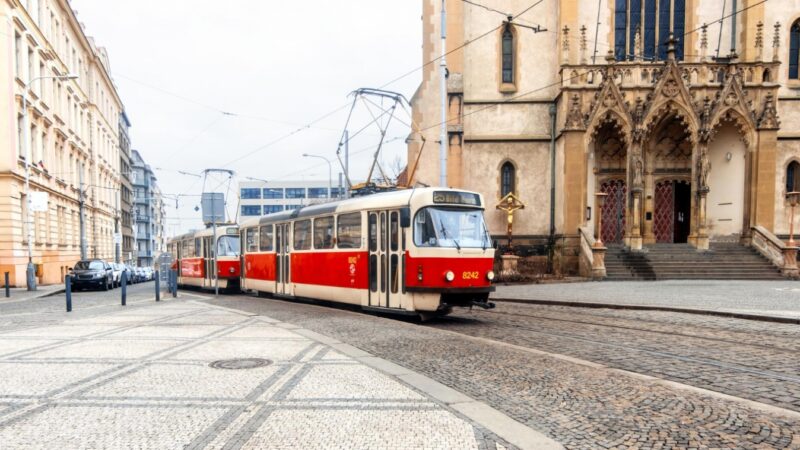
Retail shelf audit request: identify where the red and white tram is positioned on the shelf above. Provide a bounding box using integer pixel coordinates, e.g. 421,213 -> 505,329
168,225 -> 241,292
239,188 -> 495,318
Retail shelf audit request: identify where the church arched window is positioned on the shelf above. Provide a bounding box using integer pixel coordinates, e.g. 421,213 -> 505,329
501,162 -> 516,197
790,20 -> 800,79
501,25 -> 514,84
614,0 -> 685,61
787,161 -> 800,193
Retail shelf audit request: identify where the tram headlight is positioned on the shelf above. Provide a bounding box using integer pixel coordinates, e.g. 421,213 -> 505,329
486,270 -> 495,281
229,267 -> 235,274
445,271 -> 455,282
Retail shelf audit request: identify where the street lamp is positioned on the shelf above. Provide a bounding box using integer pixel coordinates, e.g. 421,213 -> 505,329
302,154 -> 332,200
22,73 -> 78,290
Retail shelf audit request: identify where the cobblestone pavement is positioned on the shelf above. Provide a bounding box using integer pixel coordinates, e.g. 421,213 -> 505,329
203,294 -> 800,450
0,298 -> 507,449
493,280 -> 800,319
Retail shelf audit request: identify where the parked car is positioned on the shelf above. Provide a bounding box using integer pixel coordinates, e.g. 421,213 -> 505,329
70,260 -> 114,291
142,267 -> 154,281
119,264 -> 133,284
110,263 -> 123,287
134,267 -> 144,283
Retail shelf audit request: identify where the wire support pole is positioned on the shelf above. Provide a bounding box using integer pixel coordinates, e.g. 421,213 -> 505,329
439,0 -> 448,188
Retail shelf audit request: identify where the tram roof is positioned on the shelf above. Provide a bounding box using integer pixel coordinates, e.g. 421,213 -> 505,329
239,187 -> 483,228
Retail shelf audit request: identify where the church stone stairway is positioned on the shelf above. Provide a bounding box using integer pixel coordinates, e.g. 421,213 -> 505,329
604,243 -> 785,281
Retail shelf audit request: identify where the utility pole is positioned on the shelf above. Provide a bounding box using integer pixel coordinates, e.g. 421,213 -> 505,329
344,130 -> 350,198
439,0 -> 448,187
114,192 -> 120,263
201,168 -> 234,297
79,165 -> 87,260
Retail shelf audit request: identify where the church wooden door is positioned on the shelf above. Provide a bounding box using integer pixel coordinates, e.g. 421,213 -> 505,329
600,180 -> 626,244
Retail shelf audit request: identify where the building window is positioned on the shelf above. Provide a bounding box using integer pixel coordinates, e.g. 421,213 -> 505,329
787,161 -> 800,193
501,162 -> 516,197
263,188 -> 283,199
308,187 -> 329,199
285,204 -> 302,211
14,32 -> 22,78
240,188 -> 261,199
330,187 -> 343,198
263,205 -> 283,214
790,20 -> 800,79
286,188 -> 306,199
501,25 -> 514,84
241,205 -> 261,216
614,0 -> 685,61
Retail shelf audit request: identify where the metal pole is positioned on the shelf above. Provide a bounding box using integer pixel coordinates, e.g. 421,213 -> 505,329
326,160 -> 332,201
4,272 -> 9,297
172,269 -> 177,297
115,193 -> 120,263
730,0 -> 737,54
121,271 -> 127,306
212,199 -> 218,297
22,91 -> 37,291
155,270 -> 160,301
79,165 -> 87,259
65,274 -> 72,312
344,130 -> 350,197
439,0 -> 448,187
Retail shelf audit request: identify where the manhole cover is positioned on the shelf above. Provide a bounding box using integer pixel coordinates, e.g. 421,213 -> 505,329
209,358 -> 272,370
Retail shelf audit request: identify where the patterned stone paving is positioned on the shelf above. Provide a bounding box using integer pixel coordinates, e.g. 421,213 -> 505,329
0,301 -> 509,450
204,295 -> 800,450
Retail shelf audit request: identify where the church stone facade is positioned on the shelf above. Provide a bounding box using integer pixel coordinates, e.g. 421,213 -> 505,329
408,0 -> 800,276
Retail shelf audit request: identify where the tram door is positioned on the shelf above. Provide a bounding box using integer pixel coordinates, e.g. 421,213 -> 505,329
368,211 -> 402,308
203,236 -> 215,288
275,223 -> 290,295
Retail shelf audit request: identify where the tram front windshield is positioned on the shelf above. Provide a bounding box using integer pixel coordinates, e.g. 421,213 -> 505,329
414,207 -> 491,249
217,236 -> 240,257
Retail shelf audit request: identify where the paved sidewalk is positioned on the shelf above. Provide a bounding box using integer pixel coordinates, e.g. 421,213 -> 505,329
0,298 -> 543,449
1,284 -> 64,303
492,280 -> 800,320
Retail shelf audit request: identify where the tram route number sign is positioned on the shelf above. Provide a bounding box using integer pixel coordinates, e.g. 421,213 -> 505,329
433,191 -> 481,207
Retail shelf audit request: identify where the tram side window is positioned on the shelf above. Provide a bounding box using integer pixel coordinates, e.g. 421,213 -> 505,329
293,220 -> 312,250
259,225 -> 274,252
336,213 -> 362,249
245,228 -> 259,253
314,216 -> 335,249
195,238 -> 202,257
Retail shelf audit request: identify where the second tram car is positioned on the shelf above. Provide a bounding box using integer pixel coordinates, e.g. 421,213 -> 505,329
239,188 -> 495,318
168,225 -> 241,292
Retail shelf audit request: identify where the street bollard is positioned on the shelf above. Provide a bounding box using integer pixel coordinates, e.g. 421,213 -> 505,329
4,272 -> 9,298
171,270 -> 177,298
121,271 -> 127,306
155,270 -> 160,302
65,275 -> 72,312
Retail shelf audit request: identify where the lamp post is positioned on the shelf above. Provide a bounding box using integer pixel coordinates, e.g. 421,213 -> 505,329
787,191 -> 800,246
302,154 -> 333,200
594,192 -> 609,248
22,74 -> 78,290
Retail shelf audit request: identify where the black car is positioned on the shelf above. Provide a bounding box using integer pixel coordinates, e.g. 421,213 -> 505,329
70,260 -> 114,291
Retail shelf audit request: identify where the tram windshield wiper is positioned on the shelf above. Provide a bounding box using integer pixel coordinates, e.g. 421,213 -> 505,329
439,220 -> 461,251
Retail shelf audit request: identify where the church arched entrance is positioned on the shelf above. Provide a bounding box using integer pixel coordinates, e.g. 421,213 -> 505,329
654,180 -> 691,243
600,179 -> 626,244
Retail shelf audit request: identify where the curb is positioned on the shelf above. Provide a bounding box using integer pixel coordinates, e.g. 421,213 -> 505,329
491,297 -> 800,325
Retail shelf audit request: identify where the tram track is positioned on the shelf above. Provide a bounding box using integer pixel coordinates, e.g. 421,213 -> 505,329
476,307 -> 800,354
434,313 -> 800,386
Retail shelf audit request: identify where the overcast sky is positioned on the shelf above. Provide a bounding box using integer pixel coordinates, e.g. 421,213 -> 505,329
70,0 -> 422,236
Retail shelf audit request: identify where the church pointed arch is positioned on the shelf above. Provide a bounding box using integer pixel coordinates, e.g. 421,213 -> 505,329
703,74 -> 757,146
584,74 -> 633,146
641,61 -> 699,141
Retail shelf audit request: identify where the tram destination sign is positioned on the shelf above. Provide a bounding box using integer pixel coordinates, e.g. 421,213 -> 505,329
432,191 -> 481,206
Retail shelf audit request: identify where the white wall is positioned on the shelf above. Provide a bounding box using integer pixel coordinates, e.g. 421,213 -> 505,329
706,124 -> 746,238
